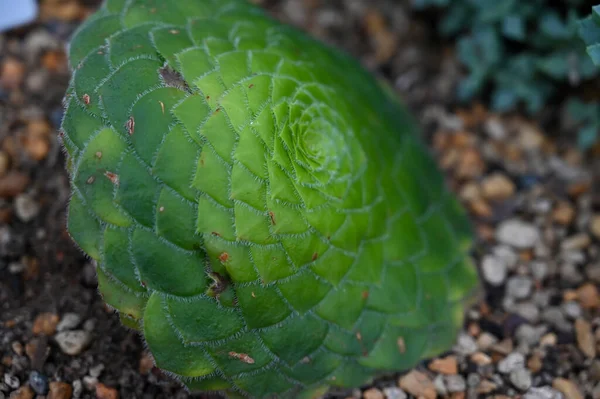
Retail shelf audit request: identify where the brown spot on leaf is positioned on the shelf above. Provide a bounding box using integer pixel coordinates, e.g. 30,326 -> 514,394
95,151 -> 102,159
86,176 -> 95,184
159,206 -> 165,212
126,116 -> 135,135
397,337 -> 406,353
82,94 -> 90,105
228,351 -> 254,364
269,211 -> 276,225
219,252 -> 229,263
104,171 -> 119,185
159,101 -> 165,115
362,291 -> 369,299
248,83 -> 254,89
312,252 -> 318,261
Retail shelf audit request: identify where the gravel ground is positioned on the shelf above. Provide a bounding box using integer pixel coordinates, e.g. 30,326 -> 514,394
1,1 -> 599,399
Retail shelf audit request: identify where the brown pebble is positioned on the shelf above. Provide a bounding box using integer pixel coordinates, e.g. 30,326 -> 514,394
590,215 -> 600,240
48,381 -> 73,399
95,383 -> 119,399
470,352 -> 492,366
568,181 -> 590,198
32,312 -> 59,336
0,151 -> 9,177
0,172 -> 30,198
527,352 -> 543,373
42,50 -> 67,73
470,198 -> 492,218
362,388 -> 384,399
456,148 -> 485,179
540,333 -> 557,347
1,58 -> 25,90
561,234 -> 591,251
481,173 -> 515,201
575,318 -> 596,358
576,283 -> 600,309
398,370 -> 437,399
139,351 -> 154,374
9,386 -> 34,399
363,10 -> 398,64
553,378 -> 583,399
428,356 -> 458,375
552,202 -> 575,225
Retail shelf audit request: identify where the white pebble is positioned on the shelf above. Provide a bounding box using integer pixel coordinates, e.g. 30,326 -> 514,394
57,313 -> 82,332
498,353 -> 525,374
55,330 -> 91,356
482,255 -> 507,286
496,219 -> 540,249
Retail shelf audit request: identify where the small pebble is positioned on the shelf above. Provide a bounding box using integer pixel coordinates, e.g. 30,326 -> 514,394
382,387 -> 406,399
476,332 -> 498,350
477,380 -> 498,394
54,330 -> 91,356
28,371 -> 48,395
552,202 -> 575,225
576,283 -> 600,309
89,364 -> 104,378
515,324 -> 545,346
47,382 -> 72,399
507,276 -> 533,299
398,371 -> 436,399
510,368 -> 532,391
57,313 -> 81,332
470,352 -> 492,366
3,374 -> 19,389
561,234 -> 590,251
542,307 -> 572,332
444,375 -> 466,393
498,353 -> 525,374
514,303 -> 540,323
562,301 -> 582,319
71,380 -> 82,398
454,333 -> 477,355
428,356 -> 458,375
575,318 -> 596,358
481,255 -> 507,286
14,194 -> 40,222
524,387 -> 563,399
530,261 -> 549,281
363,388 -> 384,399
481,173 -> 515,201
496,219 -> 540,249
32,313 -> 59,336
95,383 -> 118,399
8,386 -> 33,399
552,378 -> 583,399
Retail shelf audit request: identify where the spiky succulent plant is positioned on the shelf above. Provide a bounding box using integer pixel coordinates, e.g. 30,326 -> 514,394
60,0 -> 479,397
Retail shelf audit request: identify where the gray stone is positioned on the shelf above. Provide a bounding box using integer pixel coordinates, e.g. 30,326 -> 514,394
498,353 -> 525,374
383,387 -> 407,399
523,387 -> 563,399
482,255 -> 507,286
507,276 -> 533,299
510,369 -> 532,391
14,194 -> 39,222
445,375 -> 466,393
496,219 -> 540,249
57,313 -> 81,332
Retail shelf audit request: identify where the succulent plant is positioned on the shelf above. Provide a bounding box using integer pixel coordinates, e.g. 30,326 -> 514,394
412,0 -> 600,149
60,0 -> 479,397
579,4 -> 600,66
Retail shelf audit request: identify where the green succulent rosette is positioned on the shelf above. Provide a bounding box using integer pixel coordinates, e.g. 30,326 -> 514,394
60,0 -> 480,397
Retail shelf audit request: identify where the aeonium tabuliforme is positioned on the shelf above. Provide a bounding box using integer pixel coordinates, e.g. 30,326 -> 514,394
60,0 -> 480,397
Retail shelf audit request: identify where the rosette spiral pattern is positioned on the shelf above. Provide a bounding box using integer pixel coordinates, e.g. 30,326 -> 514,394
61,0 -> 480,397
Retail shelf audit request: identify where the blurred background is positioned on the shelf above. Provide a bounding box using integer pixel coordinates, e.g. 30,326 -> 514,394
0,0 -> 599,398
